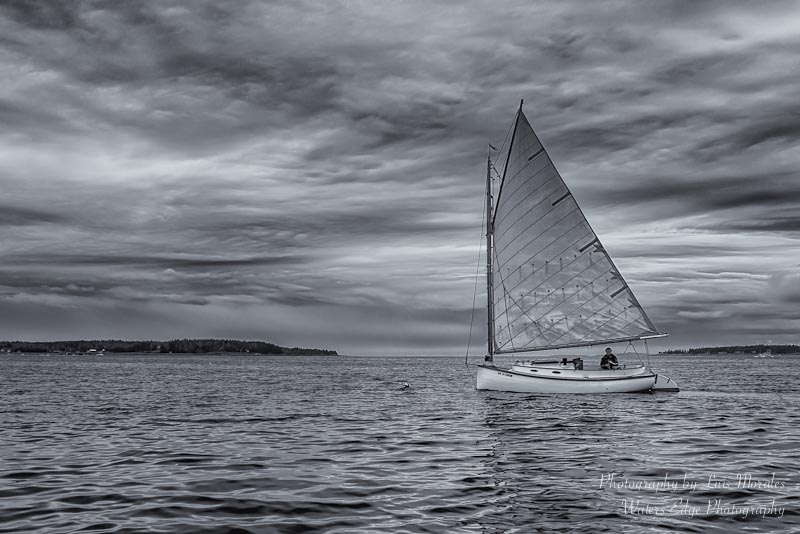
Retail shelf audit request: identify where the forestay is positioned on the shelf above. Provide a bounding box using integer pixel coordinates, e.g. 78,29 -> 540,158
490,109 -> 661,353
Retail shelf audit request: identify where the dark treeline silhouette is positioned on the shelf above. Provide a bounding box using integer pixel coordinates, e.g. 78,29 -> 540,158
661,344 -> 798,355
0,339 -> 337,355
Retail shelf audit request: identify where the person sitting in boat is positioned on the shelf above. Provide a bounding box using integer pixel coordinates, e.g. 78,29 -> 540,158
600,348 -> 619,370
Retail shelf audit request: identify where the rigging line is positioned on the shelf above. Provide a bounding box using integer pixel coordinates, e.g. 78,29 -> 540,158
496,266 -> 615,344
489,161 -> 503,181
491,106 -> 523,227
624,341 -> 645,367
531,316 -> 552,346
492,247 -> 552,351
491,109 -> 518,170
496,249 -> 518,353
496,291 -> 554,351
632,341 -> 646,366
493,244 -> 527,352
464,176 -> 488,365
503,289 -> 544,333
499,295 -> 551,350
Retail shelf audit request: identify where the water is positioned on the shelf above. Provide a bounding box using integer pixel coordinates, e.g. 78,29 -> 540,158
1,353 -> 798,533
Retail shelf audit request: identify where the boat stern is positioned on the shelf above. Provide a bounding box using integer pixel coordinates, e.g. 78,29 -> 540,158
651,374 -> 680,392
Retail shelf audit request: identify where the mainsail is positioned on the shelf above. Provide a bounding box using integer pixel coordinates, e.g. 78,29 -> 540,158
489,105 -> 662,354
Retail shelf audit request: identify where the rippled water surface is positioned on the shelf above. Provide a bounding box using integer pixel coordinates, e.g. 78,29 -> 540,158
2,353 -> 799,533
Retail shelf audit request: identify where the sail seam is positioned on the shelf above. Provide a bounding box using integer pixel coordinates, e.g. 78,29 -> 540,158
493,244 -> 552,350
505,143 -> 542,178
495,172 -> 554,228
544,291 -> 632,347
518,284 -> 633,349
496,231 -> 594,297
502,291 -> 553,349
498,151 -> 550,203
494,244 -> 519,353
495,266 -> 616,347
500,149 -> 544,194
576,312 -> 648,346
494,181 -> 567,244
499,213 -> 584,268
494,170 -> 560,232
517,266 -> 614,328
573,301 -> 640,344
496,244 -> 607,312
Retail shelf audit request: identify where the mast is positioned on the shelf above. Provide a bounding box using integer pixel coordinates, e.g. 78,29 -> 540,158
486,100 -> 523,360
485,100 -> 523,361
485,154 -> 495,360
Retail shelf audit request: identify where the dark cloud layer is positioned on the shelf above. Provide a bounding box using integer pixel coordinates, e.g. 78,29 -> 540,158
1,0 -> 799,353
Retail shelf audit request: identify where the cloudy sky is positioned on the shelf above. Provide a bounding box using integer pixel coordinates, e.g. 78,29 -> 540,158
1,0 -> 799,355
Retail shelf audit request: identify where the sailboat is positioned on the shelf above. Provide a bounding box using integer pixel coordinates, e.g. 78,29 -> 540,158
476,101 -> 679,393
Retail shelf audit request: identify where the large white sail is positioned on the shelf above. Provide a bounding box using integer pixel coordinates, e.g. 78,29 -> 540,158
490,108 -> 661,353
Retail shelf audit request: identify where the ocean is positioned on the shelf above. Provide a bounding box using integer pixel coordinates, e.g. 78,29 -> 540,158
1,353 -> 798,533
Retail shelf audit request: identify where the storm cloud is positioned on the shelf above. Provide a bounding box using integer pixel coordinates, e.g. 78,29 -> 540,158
1,0 -> 799,353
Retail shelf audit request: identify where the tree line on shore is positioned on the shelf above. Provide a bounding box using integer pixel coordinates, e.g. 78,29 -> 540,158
660,344 -> 798,355
0,338 -> 337,355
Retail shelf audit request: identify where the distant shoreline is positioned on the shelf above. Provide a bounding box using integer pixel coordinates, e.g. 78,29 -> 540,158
1,352 -> 335,356
0,338 -> 337,356
660,344 -> 798,355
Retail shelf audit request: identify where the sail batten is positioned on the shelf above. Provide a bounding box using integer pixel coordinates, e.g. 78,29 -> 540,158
490,108 -> 662,352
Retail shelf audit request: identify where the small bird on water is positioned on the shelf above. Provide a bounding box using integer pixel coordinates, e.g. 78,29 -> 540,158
401,382 -> 410,389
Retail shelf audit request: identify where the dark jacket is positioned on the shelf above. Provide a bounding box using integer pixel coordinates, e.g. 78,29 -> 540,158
601,353 -> 619,369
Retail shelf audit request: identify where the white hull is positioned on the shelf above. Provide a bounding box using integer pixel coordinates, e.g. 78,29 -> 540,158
476,363 -> 656,393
